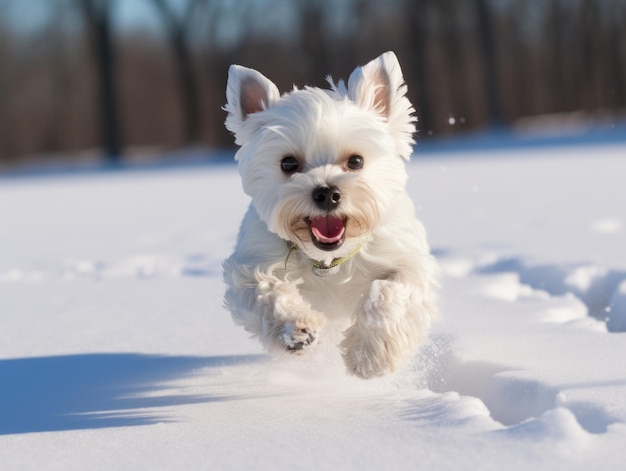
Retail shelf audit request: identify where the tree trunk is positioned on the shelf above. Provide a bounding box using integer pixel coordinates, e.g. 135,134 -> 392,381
299,0 -> 331,86
80,0 -> 122,164
474,0 -> 503,127
152,0 -> 201,146
405,0 -> 435,136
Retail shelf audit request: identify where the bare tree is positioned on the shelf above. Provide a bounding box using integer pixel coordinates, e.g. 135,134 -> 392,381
0,3 -> 14,162
607,0 -> 625,109
545,0 -> 565,113
298,0 -> 331,86
44,1 -> 74,155
200,0 -> 242,147
152,0 -> 205,146
474,0 -> 503,127
439,0 -> 471,128
405,0 -> 435,135
79,0 -> 122,163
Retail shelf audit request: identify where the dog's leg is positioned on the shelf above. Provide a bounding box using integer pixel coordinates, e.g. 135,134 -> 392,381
341,278 -> 433,379
257,274 -> 327,353
224,262 -> 326,353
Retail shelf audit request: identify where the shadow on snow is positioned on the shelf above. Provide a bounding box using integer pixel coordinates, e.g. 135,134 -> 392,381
0,353 -> 266,435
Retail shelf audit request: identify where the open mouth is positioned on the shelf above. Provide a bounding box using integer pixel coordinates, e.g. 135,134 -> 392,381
308,215 -> 346,251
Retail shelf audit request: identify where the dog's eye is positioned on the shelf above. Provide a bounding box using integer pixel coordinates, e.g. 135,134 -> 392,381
280,156 -> 300,173
347,155 -> 364,170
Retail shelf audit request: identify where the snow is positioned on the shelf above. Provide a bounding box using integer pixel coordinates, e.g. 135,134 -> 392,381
1,143 -> 626,470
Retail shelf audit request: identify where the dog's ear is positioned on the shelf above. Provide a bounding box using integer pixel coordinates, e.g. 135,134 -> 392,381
347,52 -> 416,160
224,65 -> 280,144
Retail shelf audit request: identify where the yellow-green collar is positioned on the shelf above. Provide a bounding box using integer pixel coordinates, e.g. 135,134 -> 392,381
286,241 -> 362,277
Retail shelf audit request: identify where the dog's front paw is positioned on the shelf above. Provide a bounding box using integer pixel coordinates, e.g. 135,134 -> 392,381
341,319 -> 396,379
342,342 -> 391,379
281,321 -> 320,353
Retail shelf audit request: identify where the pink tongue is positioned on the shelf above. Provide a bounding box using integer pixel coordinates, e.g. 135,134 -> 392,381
310,216 -> 345,244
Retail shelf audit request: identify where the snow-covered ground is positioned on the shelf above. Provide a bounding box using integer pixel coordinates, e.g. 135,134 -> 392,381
1,143 -> 625,470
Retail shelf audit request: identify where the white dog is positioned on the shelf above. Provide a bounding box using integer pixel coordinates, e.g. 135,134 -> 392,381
223,51 -> 438,379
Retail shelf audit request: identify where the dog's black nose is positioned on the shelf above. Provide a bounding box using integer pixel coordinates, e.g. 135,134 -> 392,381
312,186 -> 341,210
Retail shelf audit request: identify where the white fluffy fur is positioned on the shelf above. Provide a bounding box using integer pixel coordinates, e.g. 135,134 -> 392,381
223,52 -> 439,379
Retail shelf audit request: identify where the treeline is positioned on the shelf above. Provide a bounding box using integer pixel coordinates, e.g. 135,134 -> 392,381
0,0 -> 624,164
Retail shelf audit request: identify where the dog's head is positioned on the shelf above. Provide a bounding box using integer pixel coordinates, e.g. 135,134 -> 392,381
224,52 -> 416,266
